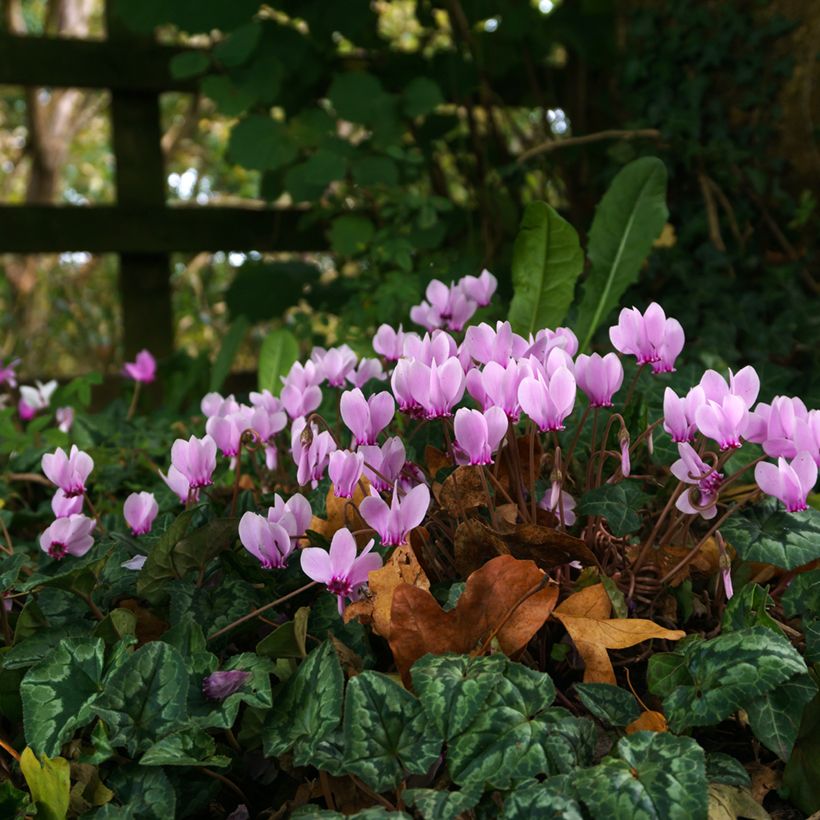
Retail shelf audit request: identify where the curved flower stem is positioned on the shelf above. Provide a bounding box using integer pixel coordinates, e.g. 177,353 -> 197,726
84,492 -> 107,535
623,363 -> 646,409
564,404 -> 590,473
126,381 -> 141,422
719,454 -> 768,492
585,409 -> 600,491
632,480 -> 687,575
207,580 -> 317,642
505,424 -> 531,522
230,441 -> 243,518
529,421 -> 537,521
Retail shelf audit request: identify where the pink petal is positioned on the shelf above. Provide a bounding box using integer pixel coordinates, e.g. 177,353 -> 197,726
300,547 -> 333,584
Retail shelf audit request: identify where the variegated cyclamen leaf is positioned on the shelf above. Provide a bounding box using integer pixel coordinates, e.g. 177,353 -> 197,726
21,637 -> 105,757
663,627 -> 808,732
403,785 -> 482,820
342,670 -> 443,792
575,682 -> 642,727
96,765 -> 176,820
92,642 -> 189,756
501,776 -> 584,819
574,732 -> 707,820
139,723 -> 231,767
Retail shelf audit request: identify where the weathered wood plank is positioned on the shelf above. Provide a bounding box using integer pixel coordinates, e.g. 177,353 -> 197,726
0,34 -> 197,92
0,206 -> 325,253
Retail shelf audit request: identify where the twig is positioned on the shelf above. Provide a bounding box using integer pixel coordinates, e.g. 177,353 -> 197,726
517,128 -> 661,163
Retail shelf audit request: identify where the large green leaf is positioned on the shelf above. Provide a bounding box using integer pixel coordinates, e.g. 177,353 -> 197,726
574,732 -> 707,819
21,637 -> 105,757
228,116 -> 297,171
19,748 -> 70,820
343,670 -> 443,792
92,642 -> 189,755
746,672 -> 817,761
721,583 -> 780,633
136,509 -> 198,603
575,157 -> 669,351
783,686 -> 820,815
722,501 -> 820,570
501,776 -> 584,819
140,723 -> 231,767
97,765 -> 176,820
258,327 -> 300,394
262,640 -> 344,765
577,483 -> 649,536
209,317 -> 249,392
403,786 -> 482,820
662,627 -> 808,731
226,261 -> 321,323
508,201 -> 584,335
782,569 -> 820,619
575,682 -> 641,727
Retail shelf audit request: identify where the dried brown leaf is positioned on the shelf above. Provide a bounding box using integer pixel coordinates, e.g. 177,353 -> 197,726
425,445 -> 451,477
453,518 -> 509,576
389,555 -> 558,685
626,710 -> 668,734
309,479 -> 370,544
500,522 -> 598,571
435,465 -> 488,515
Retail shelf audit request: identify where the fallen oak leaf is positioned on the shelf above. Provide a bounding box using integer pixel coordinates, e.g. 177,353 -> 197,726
626,710 -> 668,734
435,466 -> 490,516
388,554 -> 558,686
343,545 -> 430,639
554,584 -> 685,684
309,479 -> 370,544
453,518 -> 510,576
499,522 -> 598,571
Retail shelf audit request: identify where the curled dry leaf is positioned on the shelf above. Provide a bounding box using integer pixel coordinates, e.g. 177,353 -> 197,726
309,479 -> 370,544
553,583 -> 686,684
500,522 -> 598,571
388,554 -> 558,685
434,465 -> 489,516
626,710 -> 668,734
343,545 -> 430,639
117,598 -> 169,645
424,444 -> 451,477
453,518 -> 509,576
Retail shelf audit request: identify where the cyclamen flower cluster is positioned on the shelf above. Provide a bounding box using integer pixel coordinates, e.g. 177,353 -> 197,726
410,269 -> 497,332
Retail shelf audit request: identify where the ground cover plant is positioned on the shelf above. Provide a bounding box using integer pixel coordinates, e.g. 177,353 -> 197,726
0,158 -> 818,818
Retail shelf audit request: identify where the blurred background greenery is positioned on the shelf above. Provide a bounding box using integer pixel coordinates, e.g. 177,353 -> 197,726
1,0 -> 818,401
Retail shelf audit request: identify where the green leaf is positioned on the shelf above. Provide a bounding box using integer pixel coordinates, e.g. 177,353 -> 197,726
228,116 -> 297,171
93,608 -> 138,646
209,317 -> 249,392
782,687 -> 820,815
705,753 -> 751,787
575,682 -> 641,727
646,650 -> 693,698
136,509 -> 198,603
508,201 -> 584,335
575,157 -> 669,351
256,607 -> 310,658
169,50 -> 209,79
662,627 -> 808,732
721,501 -> 820,570
262,641 -> 344,765
501,776 -> 584,819
213,22 -> 261,68
201,75 -> 255,117
329,214 -> 375,256
226,261 -> 321,322
746,671 -> 817,761
577,483 -> 649,536
403,785 -> 482,820
352,156 -> 399,187
575,732 -> 707,820
99,765 -> 176,820
20,747 -> 70,820
328,72 -> 387,123
782,569 -> 820,618
402,77 -> 444,117
721,583 -> 780,633
140,724 -> 231,767
258,327 -> 300,394
0,780 -> 30,819
343,670 -> 443,792
21,637 -> 105,757
92,642 -> 189,755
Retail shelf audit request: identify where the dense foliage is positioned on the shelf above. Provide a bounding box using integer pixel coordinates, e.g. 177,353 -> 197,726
0,170 -> 818,817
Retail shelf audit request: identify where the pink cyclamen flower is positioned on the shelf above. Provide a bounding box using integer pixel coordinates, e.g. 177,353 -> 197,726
40,514 -> 95,560
373,324 -> 406,361
478,359 -> 532,419
340,389 -> 395,446
123,491 -> 159,536
239,511 -> 294,568
532,327 -> 579,360
301,528 -> 383,614
609,303 -> 683,368
18,399 -> 35,421
347,358 -> 386,389
55,406 -> 74,434
459,269 -> 497,307
539,483 -> 577,527
403,330 -> 458,366
619,433 -> 631,478
160,466 -> 199,504
453,407 -> 508,466
463,321 -> 526,367
121,554 -> 147,570
518,366 -> 576,432
360,482 -> 430,547
206,407 -> 253,458
291,418 -> 336,488
20,380 -> 58,414
170,435 -> 217,489
42,444 -> 94,497
575,353 -> 624,408
280,361 -> 323,420
699,365 -> 760,409
319,345 -> 358,388
267,493 -> 312,545
329,450 -> 365,499
359,437 -> 406,492
0,358 -> 20,388
201,392 -> 239,418
755,452 -> 817,513
123,349 -> 156,383
663,386 -> 706,443
203,670 -> 250,701
671,443 -> 723,519
695,395 -> 749,450
408,357 -> 466,419
52,489 -> 83,518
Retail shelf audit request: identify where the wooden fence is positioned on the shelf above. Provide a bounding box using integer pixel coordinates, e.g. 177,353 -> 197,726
0,4 -> 324,359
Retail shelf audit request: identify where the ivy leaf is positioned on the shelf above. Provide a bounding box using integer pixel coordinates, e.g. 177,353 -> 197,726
21,637 -> 105,757
262,641 -> 344,765
575,682 -> 641,727
721,501 -> 820,569
577,483 -> 649,536
662,627 -> 808,732
258,327 -> 300,395
746,671 -> 817,761
508,201 -> 585,335
342,670 -> 443,792
575,156 -> 669,351
575,732 -> 707,819
19,748 -> 70,820
92,642 -> 189,755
